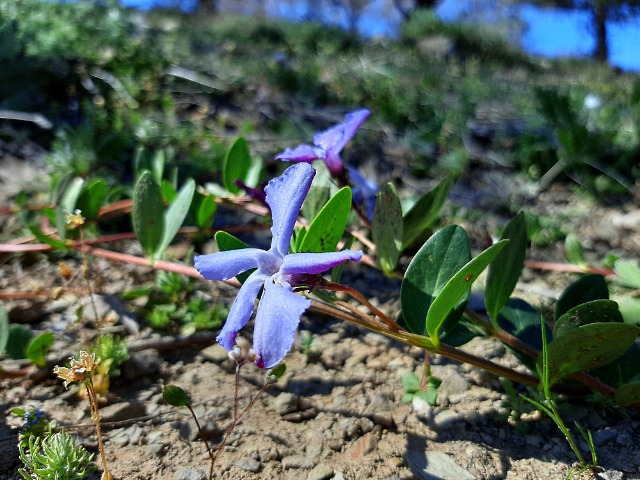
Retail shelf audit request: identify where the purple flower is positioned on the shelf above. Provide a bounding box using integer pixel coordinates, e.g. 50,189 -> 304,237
346,166 -> 378,222
195,163 -> 362,368
275,109 -> 370,175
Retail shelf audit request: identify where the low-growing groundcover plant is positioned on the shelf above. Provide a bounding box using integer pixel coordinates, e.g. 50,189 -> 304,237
2,104 -> 639,479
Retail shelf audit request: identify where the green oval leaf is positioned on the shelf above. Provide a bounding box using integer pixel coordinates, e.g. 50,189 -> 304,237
299,187 -> 351,253
5,324 -> 33,360
555,274 -> 609,320
156,178 -> 195,260
614,381 -> 640,407
163,385 -> 191,407
426,239 -> 507,345
554,299 -> 623,338
546,322 -> 640,385
485,212 -> 527,323
132,171 -> 165,260
75,178 -> 107,220
400,225 -> 471,337
25,332 -> 55,367
372,183 -> 403,275
195,194 -> 217,230
613,259 -> 640,289
223,137 -> 251,194
60,177 -> 85,214
401,176 -> 453,250
564,233 -> 585,266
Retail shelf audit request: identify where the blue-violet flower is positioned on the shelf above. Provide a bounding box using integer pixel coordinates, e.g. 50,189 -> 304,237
275,109 -> 370,175
195,163 -> 363,368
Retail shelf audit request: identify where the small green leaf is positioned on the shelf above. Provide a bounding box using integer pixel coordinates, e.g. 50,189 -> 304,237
546,322 -> 640,385
564,233 -> 585,266
156,178 -> 195,260
28,224 -> 69,250
555,274 -> 609,320
75,179 -> 107,220
60,177 -> 85,214
426,240 -> 507,345
485,212 -> 527,323
299,187 -> 351,253
497,298 -> 549,371
614,381 -> 640,407
554,299 -> 623,338
5,324 -> 33,360
25,332 -> 55,368
613,259 -> 640,289
132,171 -> 165,259
269,363 -> 287,380
401,372 -> 421,394
400,225 -> 471,337
402,176 -> 453,250
372,183 -> 403,275
215,231 -> 253,284
163,385 -> 191,407
223,137 -> 251,194
160,179 -> 178,204
302,186 -> 331,221
0,303 -> 8,356
195,194 -> 217,230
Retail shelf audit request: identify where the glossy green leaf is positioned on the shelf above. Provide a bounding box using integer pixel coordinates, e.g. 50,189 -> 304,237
426,239 -> 507,345
402,176 -> 454,250
485,212 -> 527,323
5,324 -> 32,360
400,225 -> 471,337
25,332 -> 55,367
0,303 -> 8,356
160,179 -> 177,204
132,170 -> 165,259
613,259 -> 640,289
75,179 -> 107,220
497,298 -> 549,371
156,178 -> 195,260
163,385 -> 191,407
195,194 -> 217,230
555,274 -> 609,320
614,381 -> 640,407
135,147 -> 165,185
215,231 -> 252,284
591,343 -> 640,387
60,177 -> 85,214
546,322 -> 640,384
269,363 -> 287,380
302,186 -> 331,221
299,187 -> 351,253
564,233 -> 585,265
372,183 -> 403,275
223,137 -> 251,194
554,299 -> 623,338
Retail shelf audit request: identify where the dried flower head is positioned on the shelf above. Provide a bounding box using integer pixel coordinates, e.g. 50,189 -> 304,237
54,351 -> 100,388
66,209 -> 85,226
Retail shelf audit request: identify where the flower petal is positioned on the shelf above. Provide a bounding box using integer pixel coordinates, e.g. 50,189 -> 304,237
252,278 -> 311,368
265,163 -> 315,258
313,109 -> 370,156
194,248 -> 264,281
274,144 -> 326,163
347,166 -> 378,221
216,272 -> 267,350
281,250 -> 363,275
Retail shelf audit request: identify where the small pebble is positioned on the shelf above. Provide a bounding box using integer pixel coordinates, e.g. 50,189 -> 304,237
306,463 -> 334,480
234,459 -> 261,473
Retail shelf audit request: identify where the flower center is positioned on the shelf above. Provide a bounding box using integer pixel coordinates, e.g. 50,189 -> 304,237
257,251 -> 283,276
